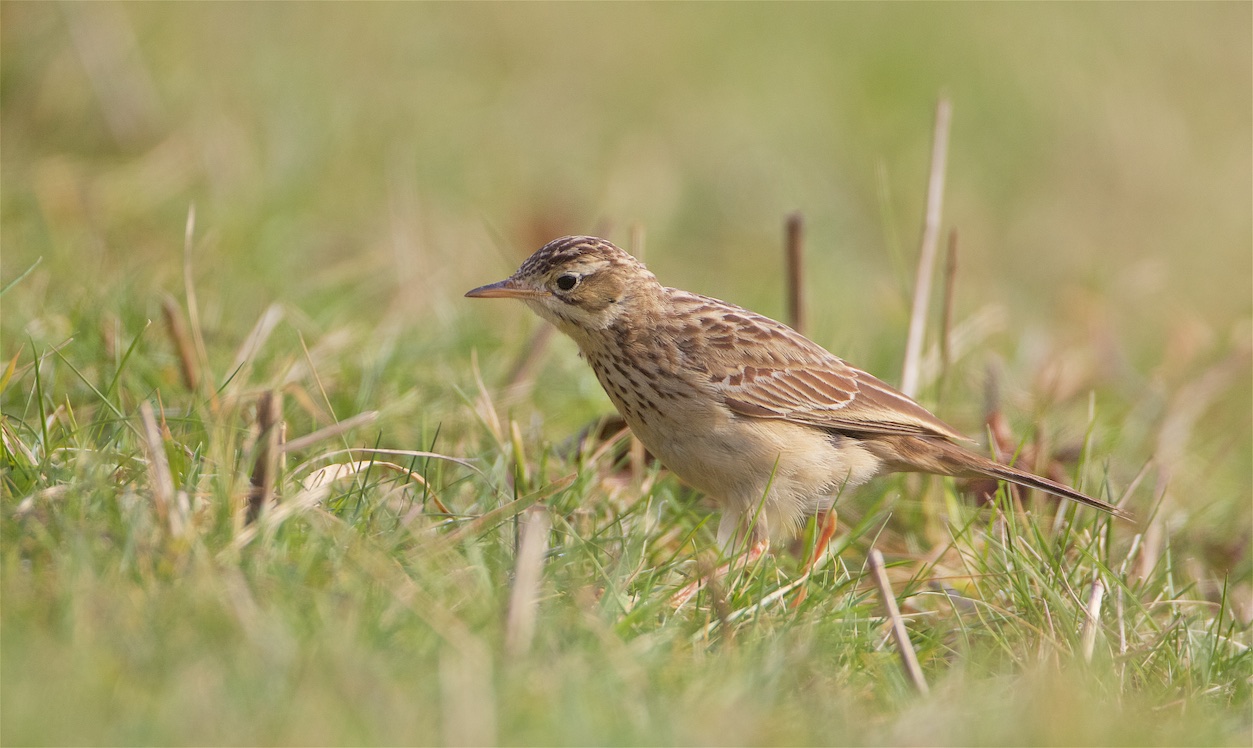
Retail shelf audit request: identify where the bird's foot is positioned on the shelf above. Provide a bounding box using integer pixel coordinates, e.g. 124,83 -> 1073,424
670,539 -> 769,609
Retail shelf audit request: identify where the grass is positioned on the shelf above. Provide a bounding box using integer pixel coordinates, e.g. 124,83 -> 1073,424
3,3 -> 1251,745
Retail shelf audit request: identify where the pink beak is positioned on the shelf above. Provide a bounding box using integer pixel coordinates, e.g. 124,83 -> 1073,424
465,277 -> 550,299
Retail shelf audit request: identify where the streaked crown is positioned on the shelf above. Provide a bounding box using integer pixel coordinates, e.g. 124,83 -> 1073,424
515,236 -> 646,280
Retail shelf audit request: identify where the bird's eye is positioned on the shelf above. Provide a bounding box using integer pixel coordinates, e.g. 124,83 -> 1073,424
555,274 -> 579,291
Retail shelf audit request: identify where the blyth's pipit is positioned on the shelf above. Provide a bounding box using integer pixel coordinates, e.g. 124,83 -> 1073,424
467,236 -> 1127,550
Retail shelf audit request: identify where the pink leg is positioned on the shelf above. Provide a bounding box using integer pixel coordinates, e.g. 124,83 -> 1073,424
791,509 -> 838,607
670,539 -> 769,609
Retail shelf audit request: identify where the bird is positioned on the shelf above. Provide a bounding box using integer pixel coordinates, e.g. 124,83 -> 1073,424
467,235 -> 1128,553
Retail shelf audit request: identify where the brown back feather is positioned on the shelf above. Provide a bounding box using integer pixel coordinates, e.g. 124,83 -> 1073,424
663,290 -> 966,441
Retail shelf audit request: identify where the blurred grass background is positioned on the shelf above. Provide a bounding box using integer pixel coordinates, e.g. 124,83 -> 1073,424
3,3 -> 1250,745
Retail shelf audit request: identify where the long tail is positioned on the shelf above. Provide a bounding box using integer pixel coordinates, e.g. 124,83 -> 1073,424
866,435 -> 1132,520
966,451 -> 1132,519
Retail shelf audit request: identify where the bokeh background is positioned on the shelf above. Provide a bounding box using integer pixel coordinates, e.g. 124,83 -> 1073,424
6,3 -> 1249,329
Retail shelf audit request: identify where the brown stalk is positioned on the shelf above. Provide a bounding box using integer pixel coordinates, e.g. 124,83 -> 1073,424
784,211 -> 806,335
246,390 -> 283,524
160,294 -> 200,393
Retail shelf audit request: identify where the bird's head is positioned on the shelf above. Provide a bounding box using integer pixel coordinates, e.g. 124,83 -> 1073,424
466,236 -> 658,336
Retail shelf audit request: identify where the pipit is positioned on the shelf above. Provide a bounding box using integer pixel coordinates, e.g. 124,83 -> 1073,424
467,236 -> 1127,550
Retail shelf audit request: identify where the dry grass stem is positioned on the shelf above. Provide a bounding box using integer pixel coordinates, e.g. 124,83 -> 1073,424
901,96 -> 953,398
230,303 -> 284,387
160,294 -> 200,393
437,474 -> 574,549
1113,459 -> 1153,517
581,421 -> 634,469
292,447 -> 481,481
139,400 -> 178,534
504,324 -> 555,394
868,549 -> 930,695
180,204 -> 216,411
298,460 -> 452,515
1081,575 -> 1107,662
227,484 -> 334,553
470,350 -> 504,443
509,419 -> 531,487
504,506 -> 551,656
918,306 -> 1006,400
300,460 -> 415,490
246,390 -> 283,524
1141,345 -> 1251,579
280,410 -> 379,454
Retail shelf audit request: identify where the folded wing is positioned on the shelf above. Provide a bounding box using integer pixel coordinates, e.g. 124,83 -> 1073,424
668,291 -> 967,441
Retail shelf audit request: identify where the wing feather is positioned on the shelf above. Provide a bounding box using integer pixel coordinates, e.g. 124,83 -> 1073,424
667,290 -> 967,441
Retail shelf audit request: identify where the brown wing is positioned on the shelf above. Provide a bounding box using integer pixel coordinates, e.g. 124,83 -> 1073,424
668,290 -> 967,441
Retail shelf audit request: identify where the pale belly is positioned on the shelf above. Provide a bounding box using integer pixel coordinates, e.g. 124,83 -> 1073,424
606,379 -> 883,539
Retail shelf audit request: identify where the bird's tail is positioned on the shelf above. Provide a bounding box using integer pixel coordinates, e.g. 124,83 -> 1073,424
866,435 -> 1132,520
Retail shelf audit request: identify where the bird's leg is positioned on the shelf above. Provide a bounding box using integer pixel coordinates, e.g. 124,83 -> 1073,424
670,536 -> 769,609
790,508 -> 838,607
716,506 -> 770,551
803,507 -> 839,574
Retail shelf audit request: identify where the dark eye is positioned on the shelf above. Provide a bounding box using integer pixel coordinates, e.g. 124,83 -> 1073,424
555,274 -> 579,291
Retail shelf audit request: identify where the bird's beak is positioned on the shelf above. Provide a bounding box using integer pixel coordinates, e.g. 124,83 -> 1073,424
464,277 -> 550,299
